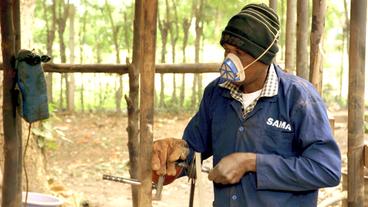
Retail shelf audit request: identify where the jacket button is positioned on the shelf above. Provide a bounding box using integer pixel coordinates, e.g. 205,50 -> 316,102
239,127 -> 244,132
232,195 -> 237,200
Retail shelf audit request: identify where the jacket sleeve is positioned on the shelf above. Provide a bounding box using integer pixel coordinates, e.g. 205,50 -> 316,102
182,81 -> 216,160
256,85 -> 341,191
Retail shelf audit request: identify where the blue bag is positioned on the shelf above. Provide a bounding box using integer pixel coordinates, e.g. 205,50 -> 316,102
15,49 -> 50,123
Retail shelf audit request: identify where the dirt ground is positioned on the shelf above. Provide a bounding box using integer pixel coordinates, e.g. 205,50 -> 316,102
46,112 -> 213,207
44,110 -> 363,207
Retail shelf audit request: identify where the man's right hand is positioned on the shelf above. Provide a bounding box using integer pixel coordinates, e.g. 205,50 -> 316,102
152,138 -> 189,176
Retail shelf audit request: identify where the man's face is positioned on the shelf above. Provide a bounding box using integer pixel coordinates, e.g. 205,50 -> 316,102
222,44 -> 268,90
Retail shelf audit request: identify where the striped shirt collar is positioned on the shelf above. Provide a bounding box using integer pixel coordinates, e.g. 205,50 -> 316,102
219,64 -> 279,115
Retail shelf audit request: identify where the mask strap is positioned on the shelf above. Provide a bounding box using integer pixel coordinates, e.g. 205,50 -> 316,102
243,30 -> 280,70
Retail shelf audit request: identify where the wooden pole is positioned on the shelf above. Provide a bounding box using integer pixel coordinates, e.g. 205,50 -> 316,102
310,0 -> 326,94
348,0 -> 366,206
23,63 -> 220,74
126,0 -> 144,206
364,145 -> 368,168
138,0 -> 157,206
285,0 -> 297,73
1,0 -> 23,206
269,0 -> 277,12
296,0 -> 309,80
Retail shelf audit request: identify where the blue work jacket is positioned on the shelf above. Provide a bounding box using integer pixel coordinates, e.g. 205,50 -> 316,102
183,65 -> 341,207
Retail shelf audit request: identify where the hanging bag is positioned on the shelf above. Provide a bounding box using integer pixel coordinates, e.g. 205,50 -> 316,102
15,49 -> 51,123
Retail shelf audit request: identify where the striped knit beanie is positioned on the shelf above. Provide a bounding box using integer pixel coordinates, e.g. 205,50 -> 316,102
220,3 -> 280,65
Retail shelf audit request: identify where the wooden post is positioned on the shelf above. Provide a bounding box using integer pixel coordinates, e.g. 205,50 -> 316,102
296,0 -> 309,80
126,0 -> 144,206
1,0 -> 23,206
269,0 -> 277,12
310,0 -> 326,94
138,0 -> 158,206
364,145 -> 368,168
348,0 -> 366,206
285,0 -> 297,73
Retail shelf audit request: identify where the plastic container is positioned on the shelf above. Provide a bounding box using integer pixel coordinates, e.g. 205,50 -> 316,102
22,192 -> 64,207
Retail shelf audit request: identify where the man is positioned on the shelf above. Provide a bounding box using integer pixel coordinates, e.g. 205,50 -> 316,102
152,3 -> 341,207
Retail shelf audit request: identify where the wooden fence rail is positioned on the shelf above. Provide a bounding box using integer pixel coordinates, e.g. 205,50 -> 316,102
0,63 -> 221,74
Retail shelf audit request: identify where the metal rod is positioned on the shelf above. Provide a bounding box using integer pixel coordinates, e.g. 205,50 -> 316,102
153,175 -> 164,200
102,174 -> 141,185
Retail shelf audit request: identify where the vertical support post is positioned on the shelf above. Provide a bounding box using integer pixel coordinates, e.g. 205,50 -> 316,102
348,0 -> 366,206
310,0 -> 326,94
1,0 -> 23,206
139,0 -> 158,206
127,0 -> 144,206
285,0 -> 297,73
296,0 -> 309,80
364,145 -> 368,168
269,0 -> 277,12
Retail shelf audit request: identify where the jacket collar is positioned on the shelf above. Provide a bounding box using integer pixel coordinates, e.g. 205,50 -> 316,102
219,63 -> 279,101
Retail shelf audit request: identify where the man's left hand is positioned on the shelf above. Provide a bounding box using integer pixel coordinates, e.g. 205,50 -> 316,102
208,152 -> 256,185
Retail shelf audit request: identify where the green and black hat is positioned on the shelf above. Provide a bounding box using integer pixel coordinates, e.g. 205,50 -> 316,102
220,3 -> 280,65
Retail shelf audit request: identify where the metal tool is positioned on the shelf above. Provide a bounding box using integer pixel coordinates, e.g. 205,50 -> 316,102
102,160 -> 212,203
102,174 -> 157,189
153,175 -> 165,200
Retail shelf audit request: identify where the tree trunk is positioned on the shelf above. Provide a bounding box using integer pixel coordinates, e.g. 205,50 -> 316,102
269,0 -> 277,12
278,0 -> 285,61
79,0 -> 87,112
180,18 -> 191,107
339,0 -> 349,100
123,12 -> 131,55
348,0 -> 366,206
43,0 -> 56,104
67,4 -> 75,112
104,0 -> 123,113
169,0 -> 179,105
1,0 -> 23,206
309,0 -> 326,94
194,0 -> 204,106
59,74 -> 63,109
56,0 -> 69,110
296,0 -> 309,80
158,10 -> 169,108
285,0 -> 296,73
115,76 -> 123,113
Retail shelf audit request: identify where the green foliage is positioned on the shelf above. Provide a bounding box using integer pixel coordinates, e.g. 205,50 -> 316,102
32,121 -> 61,151
322,83 -> 347,109
30,0 -> 356,113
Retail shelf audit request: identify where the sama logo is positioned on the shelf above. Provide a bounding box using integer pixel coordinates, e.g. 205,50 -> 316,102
266,117 -> 292,131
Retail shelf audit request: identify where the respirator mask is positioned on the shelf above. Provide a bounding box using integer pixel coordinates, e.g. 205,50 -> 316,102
219,30 -> 280,83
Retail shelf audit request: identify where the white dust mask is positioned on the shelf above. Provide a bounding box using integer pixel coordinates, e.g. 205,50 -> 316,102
219,53 -> 246,83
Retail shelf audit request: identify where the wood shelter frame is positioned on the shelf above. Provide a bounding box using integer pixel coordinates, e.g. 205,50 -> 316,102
0,0 -> 367,207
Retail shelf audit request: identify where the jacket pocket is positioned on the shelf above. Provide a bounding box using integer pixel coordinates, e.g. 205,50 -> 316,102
261,129 -> 295,156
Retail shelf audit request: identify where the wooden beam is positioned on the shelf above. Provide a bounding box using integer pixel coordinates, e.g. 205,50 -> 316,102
348,0 -> 366,206
1,0 -> 23,206
1,63 -> 221,74
138,0 -> 157,206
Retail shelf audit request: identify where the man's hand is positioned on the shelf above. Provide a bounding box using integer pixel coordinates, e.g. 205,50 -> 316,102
152,138 -> 189,176
208,152 -> 256,185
